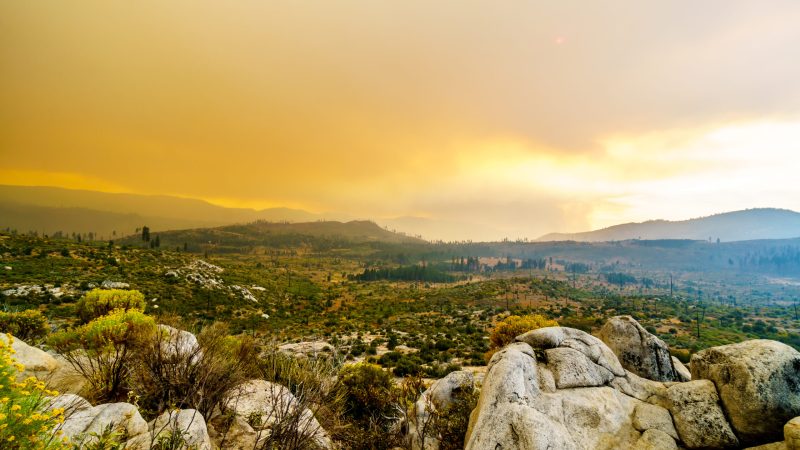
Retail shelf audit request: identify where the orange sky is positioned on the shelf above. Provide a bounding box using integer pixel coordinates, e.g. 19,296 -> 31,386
2,1 -> 800,240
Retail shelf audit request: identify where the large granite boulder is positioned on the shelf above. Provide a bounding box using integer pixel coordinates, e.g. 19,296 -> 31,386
597,316 -> 679,382
465,340 -> 677,450
691,340 -> 800,445
408,370 -> 474,450
662,380 -> 739,449
222,379 -> 332,449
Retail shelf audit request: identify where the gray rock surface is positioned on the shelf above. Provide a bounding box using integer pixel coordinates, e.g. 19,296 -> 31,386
158,325 -> 201,363
634,429 -> 678,450
663,380 -> 739,449
0,333 -> 59,378
633,402 -> 678,440
691,340 -> 800,445
544,347 -> 615,389
126,409 -> 212,450
516,326 -> 625,376
60,402 -> 148,446
597,316 -> 679,382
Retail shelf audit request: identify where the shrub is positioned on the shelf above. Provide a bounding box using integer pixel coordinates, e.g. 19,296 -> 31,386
430,389 -> 479,450
338,363 -> 396,425
0,334 -> 69,449
489,314 -> 558,350
48,309 -> 156,402
0,309 -> 49,342
131,321 -> 257,419
75,289 -> 146,324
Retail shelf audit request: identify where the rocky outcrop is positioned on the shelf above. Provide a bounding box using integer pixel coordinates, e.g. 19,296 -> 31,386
466,332 -> 678,450
222,379 -> 333,449
597,316 -> 679,382
278,341 -> 334,357
672,356 -> 691,382
468,323 -> 800,450
408,370 -> 474,450
691,340 -> 800,445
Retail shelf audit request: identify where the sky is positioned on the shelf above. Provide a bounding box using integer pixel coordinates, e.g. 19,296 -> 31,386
2,1 -> 800,241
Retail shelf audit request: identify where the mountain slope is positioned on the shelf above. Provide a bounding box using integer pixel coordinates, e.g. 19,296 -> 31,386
0,185 -> 324,236
537,208 -> 800,243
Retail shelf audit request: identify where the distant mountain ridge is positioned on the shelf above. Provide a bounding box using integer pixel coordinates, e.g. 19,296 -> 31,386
0,185 -> 327,237
537,208 -> 800,243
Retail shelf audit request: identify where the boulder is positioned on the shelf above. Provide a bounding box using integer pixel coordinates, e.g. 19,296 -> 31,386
663,380 -> 738,449
408,370 -> 474,450
691,340 -> 800,445
516,326 -> 625,377
0,333 -> 59,378
126,409 -> 211,450
47,394 -> 92,414
786,416 -> 800,450
222,379 -> 332,449
60,402 -> 148,445
466,341 -> 644,450
671,357 -> 691,382
209,415 -> 258,450
158,325 -> 201,363
597,316 -> 679,382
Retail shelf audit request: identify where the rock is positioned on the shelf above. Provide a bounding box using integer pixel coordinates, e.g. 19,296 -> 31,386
632,402 -> 678,440
609,371 -> 668,403
516,326 -> 625,377
691,340 -> 800,445
61,402 -> 148,445
222,379 -> 332,449
671,357 -> 691,382
787,416 -> 800,450
0,333 -> 59,377
209,415 -> 257,450
47,394 -> 92,414
126,409 -> 211,450
47,353 -> 89,395
597,316 -> 679,382
158,325 -> 201,363
278,341 -> 333,357
745,444 -> 787,450
664,380 -> 739,449
544,347 -> 615,389
634,429 -> 678,450
408,370 -> 474,450
466,340 -> 643,450
100,280 -> 130,289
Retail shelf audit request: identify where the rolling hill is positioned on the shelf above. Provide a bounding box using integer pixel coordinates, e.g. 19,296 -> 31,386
537,208 -> 800,243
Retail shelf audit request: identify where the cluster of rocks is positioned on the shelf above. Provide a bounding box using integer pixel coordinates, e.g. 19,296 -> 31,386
1,283 -> 77,298
165,259 -> 259,303
464,316 -> 800,450
5,328 -> 333,450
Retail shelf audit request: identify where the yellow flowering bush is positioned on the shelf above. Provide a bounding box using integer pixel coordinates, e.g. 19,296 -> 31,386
0,310 -> 49,342
488,314 -> 559,350
48,309 -> 156,402
0,334 -> 69,449
75,289 -> 147,324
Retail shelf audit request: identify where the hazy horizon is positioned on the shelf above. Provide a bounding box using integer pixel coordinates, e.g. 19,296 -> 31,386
3,1 -> 800,240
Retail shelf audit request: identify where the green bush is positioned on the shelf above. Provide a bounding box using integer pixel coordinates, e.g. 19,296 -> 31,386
338,363 -> 396,425
0,309 -> 49,342
75,289 -> 146,323
48,308 -> 156,402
